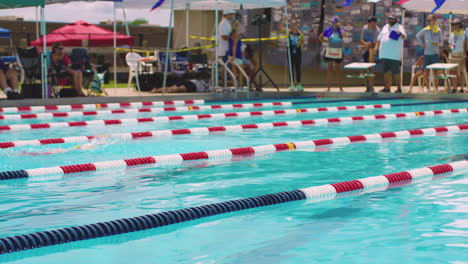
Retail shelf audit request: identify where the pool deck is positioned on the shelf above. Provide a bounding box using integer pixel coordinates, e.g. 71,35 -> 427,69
0,86 -> 467,107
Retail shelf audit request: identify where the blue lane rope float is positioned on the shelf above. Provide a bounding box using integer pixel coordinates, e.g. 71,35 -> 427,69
0,161 -> 465,255
293,99 -> 468,106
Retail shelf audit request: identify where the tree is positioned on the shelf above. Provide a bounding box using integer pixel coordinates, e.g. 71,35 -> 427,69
129,19 -> 148,26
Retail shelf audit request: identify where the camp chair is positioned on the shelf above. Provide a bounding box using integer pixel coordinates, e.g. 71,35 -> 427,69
16,47 -> 41,85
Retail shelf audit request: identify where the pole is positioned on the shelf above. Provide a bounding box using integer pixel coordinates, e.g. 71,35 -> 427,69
214,0 -> 219,89
35,6 -> 40,40
162,0 -> 175,93
185,3 -> 190,48
121,1 -> 139,95
284,5 -> 294,89
399,8 -> 405,90
40,5 -> 48,99
113,1 -> 117,89
448,12 -> 452,34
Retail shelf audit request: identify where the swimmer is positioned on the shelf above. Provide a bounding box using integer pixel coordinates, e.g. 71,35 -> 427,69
438,154 -> 468,162
21,136 -> 109,156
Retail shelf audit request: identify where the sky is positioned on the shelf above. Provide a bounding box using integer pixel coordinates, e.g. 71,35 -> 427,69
0,2 -> 171,26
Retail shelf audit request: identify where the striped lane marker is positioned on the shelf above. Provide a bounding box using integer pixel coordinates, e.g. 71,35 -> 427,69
0,104 -> 390,132
0,102 -> 293,121
0,124 -> 465,180
0,108 -> 466,149
0,160 -> 465,254
0,100 -> 204,113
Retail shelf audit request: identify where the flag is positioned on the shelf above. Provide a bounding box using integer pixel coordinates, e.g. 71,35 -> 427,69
343,0 -> 354,6
395,0 -> 411,4
150,0 -> 165,12
430,0 -> 446,14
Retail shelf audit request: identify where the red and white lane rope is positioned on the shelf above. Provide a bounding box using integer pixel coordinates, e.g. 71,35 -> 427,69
0,108 -> 466,149
0,100 -> 204,114
299,160 -> 468,202
5,124 -> 466,178
0,104 -> 390,132
0,102 -> 293,121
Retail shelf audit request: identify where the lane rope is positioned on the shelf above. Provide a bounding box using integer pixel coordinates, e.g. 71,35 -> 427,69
0,104 -> 390,133
0,108 -> 466,149
0,124 -> 465,180
0,160 -> 465,254
0,102 -> 293,121
0,100 -> 205,114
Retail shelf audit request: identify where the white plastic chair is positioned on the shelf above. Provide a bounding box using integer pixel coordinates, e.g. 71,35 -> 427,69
125,52 -> 142,94
410,65 -> 423,93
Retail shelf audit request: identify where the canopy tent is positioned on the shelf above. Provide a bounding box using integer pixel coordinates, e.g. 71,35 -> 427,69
29,20 -> 134,46
401,0 -> 468,14
0,27 -> 11,38
0,0 -> 44,8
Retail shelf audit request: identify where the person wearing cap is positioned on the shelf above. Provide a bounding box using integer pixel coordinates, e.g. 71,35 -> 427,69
375,14 -> 406,93
319,15 -> 345,92
217,10 -> 235,87
416,14 -> 444,93
360,16 -> 380,92
449,18 -> 466,93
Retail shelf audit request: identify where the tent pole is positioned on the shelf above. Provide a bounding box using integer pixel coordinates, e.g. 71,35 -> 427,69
448,12 -> 452,34
214,0 -> 219,89
185,3 -> 189,48
121,1 -> 130,36
284,4 -> 294,89
162,0 -> 175,94
400,8 -> 405,90
40,5 -> 48,99
121,0 -> 139,96
113,1 -> 118,89
35,6 -> 40,40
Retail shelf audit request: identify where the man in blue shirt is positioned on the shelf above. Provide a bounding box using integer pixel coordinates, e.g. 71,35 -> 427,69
0,59 -> 23,99
416,14 -> 443,92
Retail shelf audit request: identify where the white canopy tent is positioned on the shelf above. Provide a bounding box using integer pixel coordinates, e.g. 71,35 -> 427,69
401,0 -> 468,14
135,0 -> 289,91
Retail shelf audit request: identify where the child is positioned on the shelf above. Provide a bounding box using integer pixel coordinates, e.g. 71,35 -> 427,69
407,56 -> 424,93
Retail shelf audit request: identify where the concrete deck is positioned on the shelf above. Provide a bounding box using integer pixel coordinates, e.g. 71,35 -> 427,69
0,86 -> 467,107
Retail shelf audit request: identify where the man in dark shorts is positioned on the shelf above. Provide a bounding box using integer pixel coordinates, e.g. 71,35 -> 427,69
0,59 -> 23,99
360,16 -> 380,92
375,14 -> 406,93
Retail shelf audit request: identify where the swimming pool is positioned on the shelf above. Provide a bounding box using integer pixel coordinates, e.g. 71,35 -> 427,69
0,97 -> 466,263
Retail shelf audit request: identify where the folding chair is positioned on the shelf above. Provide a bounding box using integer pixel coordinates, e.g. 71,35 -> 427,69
16,47 -> 44,98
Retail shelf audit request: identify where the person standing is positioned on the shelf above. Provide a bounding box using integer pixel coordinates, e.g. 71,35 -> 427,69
416,14 -> 443,93
217,10 -> 235,87
280,16 -> 304,91
375,14 -> 406,93
319,15 -> 345,92
360,16 -> 380,92
449,18 -> 466,93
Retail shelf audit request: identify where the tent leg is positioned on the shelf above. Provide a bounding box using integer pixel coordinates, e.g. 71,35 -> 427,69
285,6 -> 294,90
400,9 -> 405,91
113,1 -> 118,89
40,5 -> 48,99
162,0 -> 175,94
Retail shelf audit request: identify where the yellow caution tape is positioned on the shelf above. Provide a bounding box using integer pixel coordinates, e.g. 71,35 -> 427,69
189,35 -> 287,42
115,44 -> 217,55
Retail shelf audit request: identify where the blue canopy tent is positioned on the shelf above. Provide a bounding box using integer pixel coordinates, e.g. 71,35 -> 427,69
0,27 -> 11,38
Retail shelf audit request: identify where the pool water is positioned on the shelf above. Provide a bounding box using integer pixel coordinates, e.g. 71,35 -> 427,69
0,97 -> 466,263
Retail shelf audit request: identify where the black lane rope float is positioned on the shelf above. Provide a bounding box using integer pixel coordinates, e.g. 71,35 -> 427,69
0,161 -> 465,255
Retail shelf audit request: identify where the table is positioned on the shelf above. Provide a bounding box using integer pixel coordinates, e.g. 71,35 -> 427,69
426,63 -> 458,93
344,62 -> 376,91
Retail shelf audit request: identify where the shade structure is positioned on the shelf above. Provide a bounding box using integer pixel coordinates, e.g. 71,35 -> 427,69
41,0 -> 285,10
0,0 -> 45,8
0,27 -> 11,38
401,0 -> 468,14
29,20 -> 134,47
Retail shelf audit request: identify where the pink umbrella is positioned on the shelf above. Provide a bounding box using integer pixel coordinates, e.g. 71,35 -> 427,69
30,20 -> 134,47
